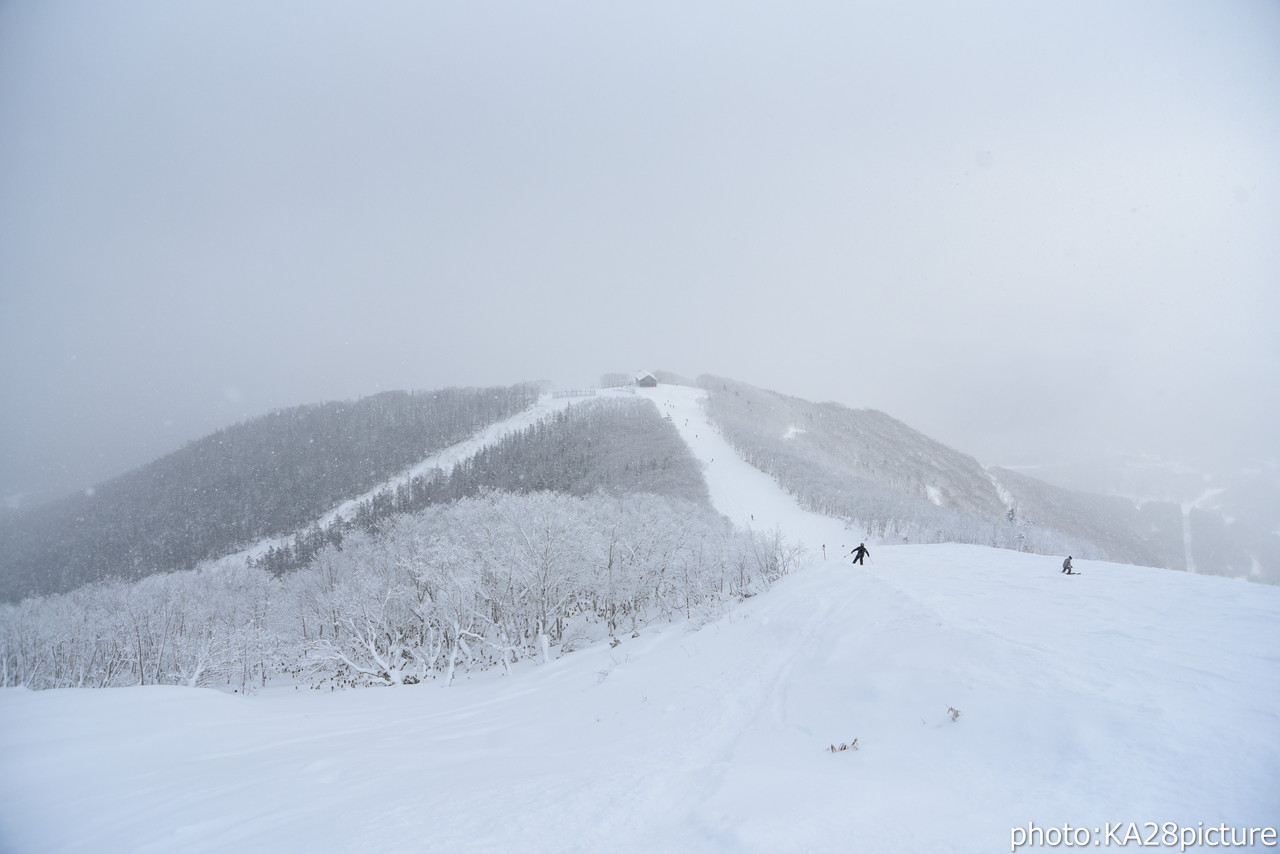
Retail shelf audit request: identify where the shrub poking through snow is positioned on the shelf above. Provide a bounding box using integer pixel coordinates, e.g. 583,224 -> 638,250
947,705 -> 961,722
828,739 -> 858,753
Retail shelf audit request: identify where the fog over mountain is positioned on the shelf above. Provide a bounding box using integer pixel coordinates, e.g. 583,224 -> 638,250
2,1 -> 1277,509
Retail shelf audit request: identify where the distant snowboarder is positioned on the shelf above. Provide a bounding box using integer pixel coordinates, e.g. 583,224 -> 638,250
850,543 -> 870,565
1062,556 -> 1074,574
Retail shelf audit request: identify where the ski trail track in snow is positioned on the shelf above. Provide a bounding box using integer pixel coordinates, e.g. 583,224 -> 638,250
637,385 -> 860,557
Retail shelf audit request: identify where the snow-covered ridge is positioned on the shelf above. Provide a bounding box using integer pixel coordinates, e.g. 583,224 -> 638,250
2,393 -> 1276,851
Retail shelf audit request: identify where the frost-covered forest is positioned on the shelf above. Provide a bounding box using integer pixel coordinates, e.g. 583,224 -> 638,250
0,393 -> 807,690
253,396 -> 708,575
0,492 -> 801,691
0,385 -> 538,602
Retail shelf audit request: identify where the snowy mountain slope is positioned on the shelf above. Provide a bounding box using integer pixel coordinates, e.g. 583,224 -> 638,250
213,388 -> 638,568
1,548 -> 1274,854
191,381 -> 1280,588
984,458 -> 1280,585
693,376 -> 1271,582
637,384 -> 851,553
6,372 -> 1261,608
698,374 -> 1010,522
0,385 -> 540,601
241,379 -> 849,574
989,465 -> 1183,571
2,384 -> 1277,854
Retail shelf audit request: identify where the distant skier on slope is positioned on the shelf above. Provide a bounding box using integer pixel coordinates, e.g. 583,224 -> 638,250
1062,556 -> 1074,574
849,543 -> 870,565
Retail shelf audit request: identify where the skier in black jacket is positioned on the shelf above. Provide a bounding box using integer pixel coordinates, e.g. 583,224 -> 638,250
850,543 -> 870,565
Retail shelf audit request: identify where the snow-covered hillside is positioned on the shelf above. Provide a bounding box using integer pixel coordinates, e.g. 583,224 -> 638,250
1,384 -> 1276,854
216,389 -> 606,567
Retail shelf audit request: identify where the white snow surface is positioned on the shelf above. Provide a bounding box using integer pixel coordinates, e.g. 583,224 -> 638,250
3,384 -> 1278,854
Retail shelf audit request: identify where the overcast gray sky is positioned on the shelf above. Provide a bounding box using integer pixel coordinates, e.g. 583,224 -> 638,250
2,0 -> 1278,506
